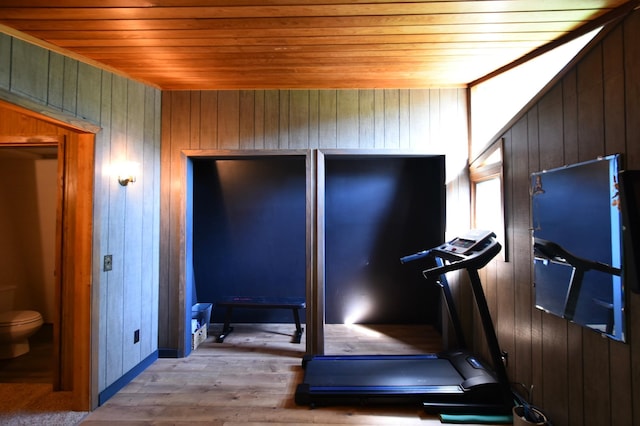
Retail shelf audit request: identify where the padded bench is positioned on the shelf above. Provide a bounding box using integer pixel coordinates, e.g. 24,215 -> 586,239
215,296 -> 306,343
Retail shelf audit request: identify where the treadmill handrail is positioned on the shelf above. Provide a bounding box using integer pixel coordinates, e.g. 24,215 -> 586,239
400,249 -> 431,264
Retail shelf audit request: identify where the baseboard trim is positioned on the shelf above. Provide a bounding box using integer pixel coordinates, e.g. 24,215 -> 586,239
98,350 -> 158,406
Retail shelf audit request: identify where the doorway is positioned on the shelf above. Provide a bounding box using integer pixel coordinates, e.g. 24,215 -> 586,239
183,150 -> 313,356
191,156 -> 307,322
0,101 -> 96,411
0,145 -> 58,384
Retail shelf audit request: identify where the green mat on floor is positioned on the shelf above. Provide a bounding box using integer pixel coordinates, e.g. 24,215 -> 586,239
439,413 -> 513,424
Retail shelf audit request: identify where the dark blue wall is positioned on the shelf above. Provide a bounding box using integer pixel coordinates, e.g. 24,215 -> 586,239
324,156 -> 445,324
193,154 -> 446,326
193,157 -> 307,323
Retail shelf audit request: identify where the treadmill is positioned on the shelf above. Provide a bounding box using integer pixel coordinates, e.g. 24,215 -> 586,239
295,230 -> 514,415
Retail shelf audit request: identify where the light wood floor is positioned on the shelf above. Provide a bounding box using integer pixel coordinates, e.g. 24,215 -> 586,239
81,323 -> 502,425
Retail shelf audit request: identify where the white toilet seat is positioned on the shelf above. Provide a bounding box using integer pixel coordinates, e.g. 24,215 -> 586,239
0,310 -> 43,327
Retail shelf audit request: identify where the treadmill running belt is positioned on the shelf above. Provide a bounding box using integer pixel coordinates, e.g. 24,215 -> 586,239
302,357 -> 462,390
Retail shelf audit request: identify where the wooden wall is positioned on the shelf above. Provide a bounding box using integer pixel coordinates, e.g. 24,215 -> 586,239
480,9 -> 640,426
0,34 -> 161,408
160,89 -> 470,352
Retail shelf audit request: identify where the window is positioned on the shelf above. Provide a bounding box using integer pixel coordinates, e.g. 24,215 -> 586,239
470,28 -> 601,158
470,139 -> 507,261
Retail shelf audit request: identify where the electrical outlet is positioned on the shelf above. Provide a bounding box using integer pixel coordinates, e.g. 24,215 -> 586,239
134,329 -> 140,344
103,255 -> 113,271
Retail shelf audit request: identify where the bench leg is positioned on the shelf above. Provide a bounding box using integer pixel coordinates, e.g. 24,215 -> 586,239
292,308 -> 303,344
216,307 -> 235,343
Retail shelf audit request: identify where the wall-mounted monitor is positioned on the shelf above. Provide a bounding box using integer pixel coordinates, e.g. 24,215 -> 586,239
531,154 -> 624,342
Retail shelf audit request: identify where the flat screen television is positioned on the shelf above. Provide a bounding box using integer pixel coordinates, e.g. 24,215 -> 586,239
531,154 -> 625,341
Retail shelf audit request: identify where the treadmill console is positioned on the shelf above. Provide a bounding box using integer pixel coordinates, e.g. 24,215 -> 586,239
436,229 -> 494,255
423,230 -> 501,279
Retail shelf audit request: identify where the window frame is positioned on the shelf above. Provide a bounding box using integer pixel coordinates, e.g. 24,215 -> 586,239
469,138 -> 507,261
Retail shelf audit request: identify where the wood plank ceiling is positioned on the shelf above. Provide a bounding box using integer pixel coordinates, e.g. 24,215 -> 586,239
0,0 -> 636,90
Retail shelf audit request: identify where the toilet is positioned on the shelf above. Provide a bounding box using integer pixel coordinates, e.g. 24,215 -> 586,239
0,285 -> 43,359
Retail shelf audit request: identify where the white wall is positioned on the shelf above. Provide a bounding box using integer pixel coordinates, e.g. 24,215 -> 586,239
34,158 -> 57,321
0,158 -> 32,310
0,156 -> 56,321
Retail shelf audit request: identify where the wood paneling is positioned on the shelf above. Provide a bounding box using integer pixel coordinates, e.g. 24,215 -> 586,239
160,88 -> 469,354
0,34 -> 161,410
0,1 -> 633,89
480,9 -> 640,425
624,10 -> 640,423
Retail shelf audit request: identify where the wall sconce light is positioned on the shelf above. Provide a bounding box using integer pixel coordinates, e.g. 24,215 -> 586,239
118,174 -> 136,187
113,161 -> 139,187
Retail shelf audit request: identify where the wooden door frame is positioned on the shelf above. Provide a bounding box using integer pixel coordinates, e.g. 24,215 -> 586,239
0,99 -> 97,411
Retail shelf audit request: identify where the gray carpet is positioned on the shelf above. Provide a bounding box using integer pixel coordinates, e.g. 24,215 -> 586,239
0,383 -> 89,425
0,411 -> 89,425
